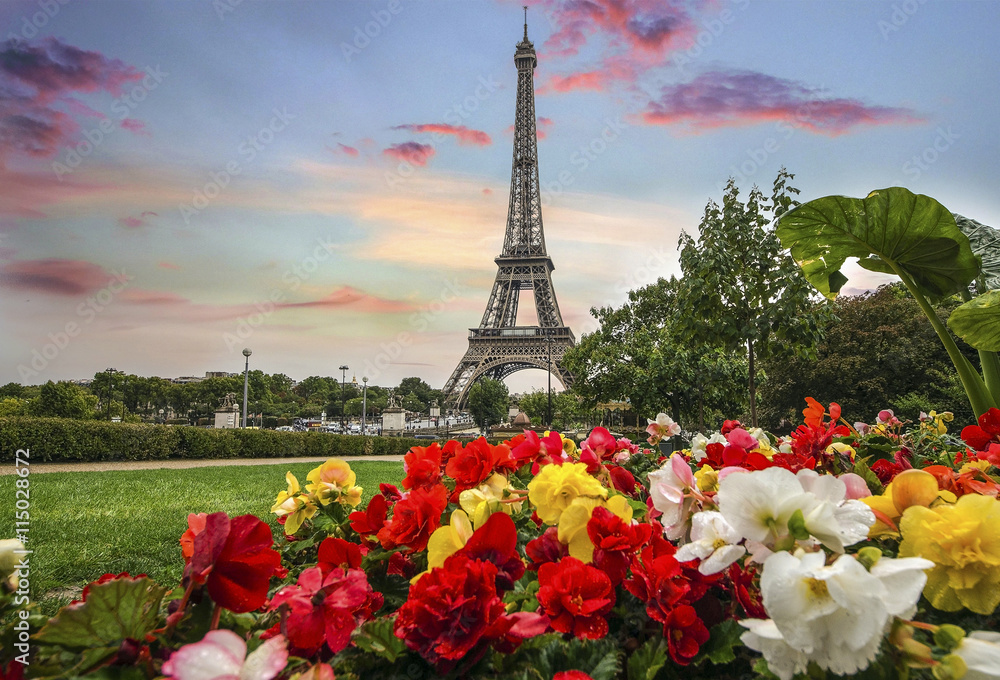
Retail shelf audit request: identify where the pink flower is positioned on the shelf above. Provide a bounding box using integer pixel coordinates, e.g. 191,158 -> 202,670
646,413 -> 681,445
581,427 -> 618,462
725,428 -> 758,451
163,630 -> 287,680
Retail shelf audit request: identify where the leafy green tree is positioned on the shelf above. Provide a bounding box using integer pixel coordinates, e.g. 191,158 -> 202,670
562,276 -> 746,432
31,381 -> 98,419
0,397 -> 28,417
467,378 -> 509,432
759,284 -> 977,427
676,170 -> 829,427
0,383 -> 24,399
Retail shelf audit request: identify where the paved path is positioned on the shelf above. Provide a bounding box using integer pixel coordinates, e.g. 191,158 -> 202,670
1,455 -> 405,475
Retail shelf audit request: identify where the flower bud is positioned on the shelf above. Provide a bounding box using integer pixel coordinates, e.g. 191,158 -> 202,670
934,624 -> 967,652
856,546 -> 883,570
932,654 -> 968,680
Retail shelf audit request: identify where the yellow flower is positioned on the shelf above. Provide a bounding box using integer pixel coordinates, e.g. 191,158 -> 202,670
959,459 -> 992,476
528,462 -> 607,525
921,410 -> 953,435
899,493 -> 1000,615
694,464 -> 718,493
825,442 -> 856,461
544,431 -> 577,456
862,469 -> 954,538
0,539 -> 26,590
341,485 -> 364,507
271,472 -> 318,536
459,473 -> 521,529
306,459 -> 358,505
557,495 -> 632,563
414,510 -> 474,583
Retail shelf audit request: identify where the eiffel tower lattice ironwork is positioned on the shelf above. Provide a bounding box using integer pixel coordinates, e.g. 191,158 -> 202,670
442,13 -> 575,409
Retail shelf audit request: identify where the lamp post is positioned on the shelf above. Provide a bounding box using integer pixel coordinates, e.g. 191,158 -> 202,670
546,331 -> 553,429
121,374 -> 128,421
339,365 -> 349,432
105,367 -> 116,420
361,376 -> 368,435
242,348 -> 252,428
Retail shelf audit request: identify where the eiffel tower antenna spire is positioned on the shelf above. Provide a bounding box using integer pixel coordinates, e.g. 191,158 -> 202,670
442,15 -> 575,410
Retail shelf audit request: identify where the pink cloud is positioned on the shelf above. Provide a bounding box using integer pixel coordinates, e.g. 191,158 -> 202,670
117,211 -> 157,229
536,116 -> 554,139
540,71 -> 610,94
482,187 -> 493,195
335,142 -> 359,156
0,258 -> 117,295
0,37 -> 144,163
120,289 -> 188,305
120,118 -> 150,136
157,261 -> 182,270
642,70 -> 925,135
392,123 -> 492,146
541,0 -> 696,58
276,286 -> 417,314
382,141 -> 435,167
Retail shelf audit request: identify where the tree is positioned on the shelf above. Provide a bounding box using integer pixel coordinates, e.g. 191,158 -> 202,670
759,284 -> 978,427
467,378 -> 509,433
676,169 -> 829,427
562,276 -> 746,432
32,381 -> 98,419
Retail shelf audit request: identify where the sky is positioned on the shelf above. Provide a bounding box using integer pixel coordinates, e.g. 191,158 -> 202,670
1,0 -> 998,392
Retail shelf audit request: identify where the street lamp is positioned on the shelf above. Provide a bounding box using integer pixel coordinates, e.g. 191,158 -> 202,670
105,367 -> 116,420
546,331 -> 553,429
339,365 -> 349,432
121,374 -> 129,421
242,348 -> 252,428
361,376 -> 368,435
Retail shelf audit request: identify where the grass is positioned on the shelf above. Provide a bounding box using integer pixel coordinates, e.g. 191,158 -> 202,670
0,460 -> 403,615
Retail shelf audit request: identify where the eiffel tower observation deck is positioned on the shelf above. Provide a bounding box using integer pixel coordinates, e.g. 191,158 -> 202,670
442,11 -> 575,409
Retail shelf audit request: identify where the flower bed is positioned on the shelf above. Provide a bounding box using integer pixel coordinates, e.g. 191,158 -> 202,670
3,400 -> 999,680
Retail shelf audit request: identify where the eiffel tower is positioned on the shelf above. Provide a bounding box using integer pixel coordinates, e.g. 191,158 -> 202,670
442,12 -> 575,409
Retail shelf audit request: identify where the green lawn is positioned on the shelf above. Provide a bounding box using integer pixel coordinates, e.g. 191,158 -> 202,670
0,460 -> 403,614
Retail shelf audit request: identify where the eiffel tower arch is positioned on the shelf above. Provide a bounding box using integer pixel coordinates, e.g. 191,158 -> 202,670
442,14 -> 575,410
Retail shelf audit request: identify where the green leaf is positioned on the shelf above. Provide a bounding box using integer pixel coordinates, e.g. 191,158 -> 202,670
852,457 -> 884,495
352,616 -> 408,663
777,187 -> 979,301
34,576 -> 168,651
589,649 -> 622,680
948,290 -> 1000,351
954,213 -> 1000,291
627,638 -> 669,680
698,619 -> 744,665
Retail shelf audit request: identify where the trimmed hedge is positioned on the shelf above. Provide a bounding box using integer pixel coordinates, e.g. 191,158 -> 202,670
0,418 -> 432,463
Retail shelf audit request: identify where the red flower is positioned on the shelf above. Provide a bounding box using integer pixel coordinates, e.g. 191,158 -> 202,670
961,407 -> 1000,451
269,566 -> 382,657
720,419 -> 742,435
184,512 -> 281,613
663,604 -> 709,665
511,430 -> 566,473
387,551 -> 417,578
525,526 -> 569,571
394,555 -> 507,673
349,493 -> 388,540
458,512 -> 525,591
728,562 -> 766,619
402,443 -> 443,490
554,673 -> 593,680
624,534 -> 690,625
377,484 -> 448,553
581,427 -> 617,462
317,537 -> 364,574
440,439 -> 463,467
445,438 -> 516,497
537,557 -> 614,640
607,465 -> 638,496
587,507 -> 653,586
379,483 -> 403,503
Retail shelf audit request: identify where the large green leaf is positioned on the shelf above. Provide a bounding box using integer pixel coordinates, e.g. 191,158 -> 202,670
776,187 -> 979,300
954,213 -> 1000,292
34,576 -> 168,651
948,290 -> 1000,351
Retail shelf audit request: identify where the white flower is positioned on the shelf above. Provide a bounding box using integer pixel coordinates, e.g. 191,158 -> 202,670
740,618 -> 810,680
955,631 -> 1000,680
675,511 -> 746,575
717,467 -> 875,553
754,550 -> 932,677
163,630 -> 288,680
648,453 -> 697,539
717,467 -> 811,545
689,432 -> 727,462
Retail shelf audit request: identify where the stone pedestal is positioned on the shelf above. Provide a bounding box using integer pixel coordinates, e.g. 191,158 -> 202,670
214,408 -> 239,429
381,407 -> 406,433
